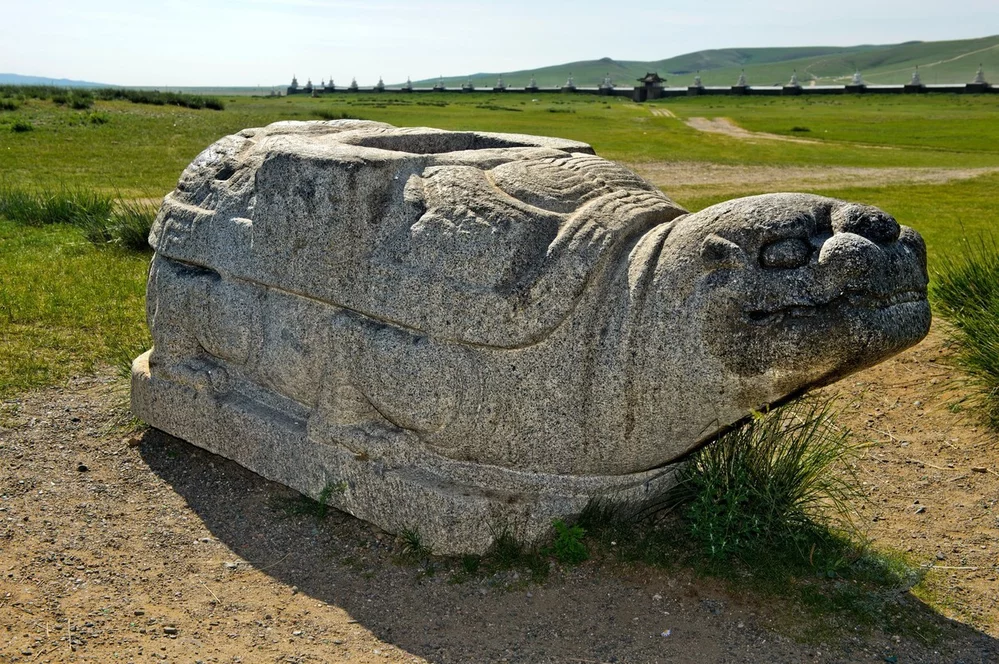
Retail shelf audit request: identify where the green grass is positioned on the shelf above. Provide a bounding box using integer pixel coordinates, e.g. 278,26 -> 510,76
76,198 -> 157,251
660,94 -> 999,153
0,185 -> 155,251
2,85 -> 224,111
931,240 -> 999,427
0,184 -> 114,225
398,529 -> 432,561
662,399 -> 860,562
447,531 -> 550,584
4,93 -> 999,197
0,219 -> 149,398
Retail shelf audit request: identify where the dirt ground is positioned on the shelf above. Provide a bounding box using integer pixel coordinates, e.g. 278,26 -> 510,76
683,117 -> 825,145
2,325 -> 998,664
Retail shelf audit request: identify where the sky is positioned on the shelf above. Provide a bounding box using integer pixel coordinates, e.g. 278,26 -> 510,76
2,0 -> 998,87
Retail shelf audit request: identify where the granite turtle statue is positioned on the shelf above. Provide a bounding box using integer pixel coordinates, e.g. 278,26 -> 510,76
132,120 -> 930,553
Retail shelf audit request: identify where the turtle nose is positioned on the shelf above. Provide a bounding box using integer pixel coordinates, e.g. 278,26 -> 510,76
818,232 -> 883,279
832,205 -> 900,244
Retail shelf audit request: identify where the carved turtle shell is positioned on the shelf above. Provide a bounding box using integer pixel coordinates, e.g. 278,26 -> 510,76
150,120 -> 688,347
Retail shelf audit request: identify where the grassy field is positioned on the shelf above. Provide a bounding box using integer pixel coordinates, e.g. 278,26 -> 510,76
0,220 -> 149,396
1,91 -> 998,397
3,92 -> 999,192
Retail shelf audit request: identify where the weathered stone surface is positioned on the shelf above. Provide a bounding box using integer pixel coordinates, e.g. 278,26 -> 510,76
132,120 -> 931,554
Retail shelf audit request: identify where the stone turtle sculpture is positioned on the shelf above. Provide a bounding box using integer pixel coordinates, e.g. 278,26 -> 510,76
132,120 -> 930,554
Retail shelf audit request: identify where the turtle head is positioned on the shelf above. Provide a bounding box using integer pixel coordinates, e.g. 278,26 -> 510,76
662,193 -> 929,392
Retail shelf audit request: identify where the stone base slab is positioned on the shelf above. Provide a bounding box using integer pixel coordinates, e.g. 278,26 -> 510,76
131,351 -> 679,555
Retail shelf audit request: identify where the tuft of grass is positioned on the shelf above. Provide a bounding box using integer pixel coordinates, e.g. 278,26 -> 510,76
77,199 -> 157,251
0,185 -> 113,225
0,99 -> 19,111
931,238 -> 999,427
662,399 -> 860,562
86,111 -> 110,125
475,104 -> 523,112
574,401 -> 936,641
110,199 -> 156,250
0,185 -> 155,251
484,531 -> 550,582
398,529 -> 432,561
448,530 -> 550,584
10,118 -> 33,132
70,94 -> 94,110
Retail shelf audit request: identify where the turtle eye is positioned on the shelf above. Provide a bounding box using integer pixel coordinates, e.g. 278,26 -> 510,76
760,237 -> 811,269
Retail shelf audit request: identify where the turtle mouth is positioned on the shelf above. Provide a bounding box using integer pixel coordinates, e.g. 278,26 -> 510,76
744,287 -> 926,325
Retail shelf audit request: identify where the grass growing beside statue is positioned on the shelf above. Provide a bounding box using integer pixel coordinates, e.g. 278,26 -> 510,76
571,399 -> 937,641
932,239 -> 999,428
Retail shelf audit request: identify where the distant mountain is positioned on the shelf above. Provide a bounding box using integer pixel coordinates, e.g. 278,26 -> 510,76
0,73 -> 112,88
406,34 -> 999,88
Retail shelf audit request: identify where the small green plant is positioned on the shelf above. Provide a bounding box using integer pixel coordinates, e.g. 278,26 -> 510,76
398,528 -> 431,560
10,118 -> 33,132
550,519 -> 588,564
0,99 -> 18,111
932,238 -> 999,428
790,126 -> 811,132
86,111 -> 110,125
315,481 -> 346,518
574,406 -> 931,641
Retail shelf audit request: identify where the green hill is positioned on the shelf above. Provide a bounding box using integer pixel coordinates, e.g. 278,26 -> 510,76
407,35 -> 999,89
